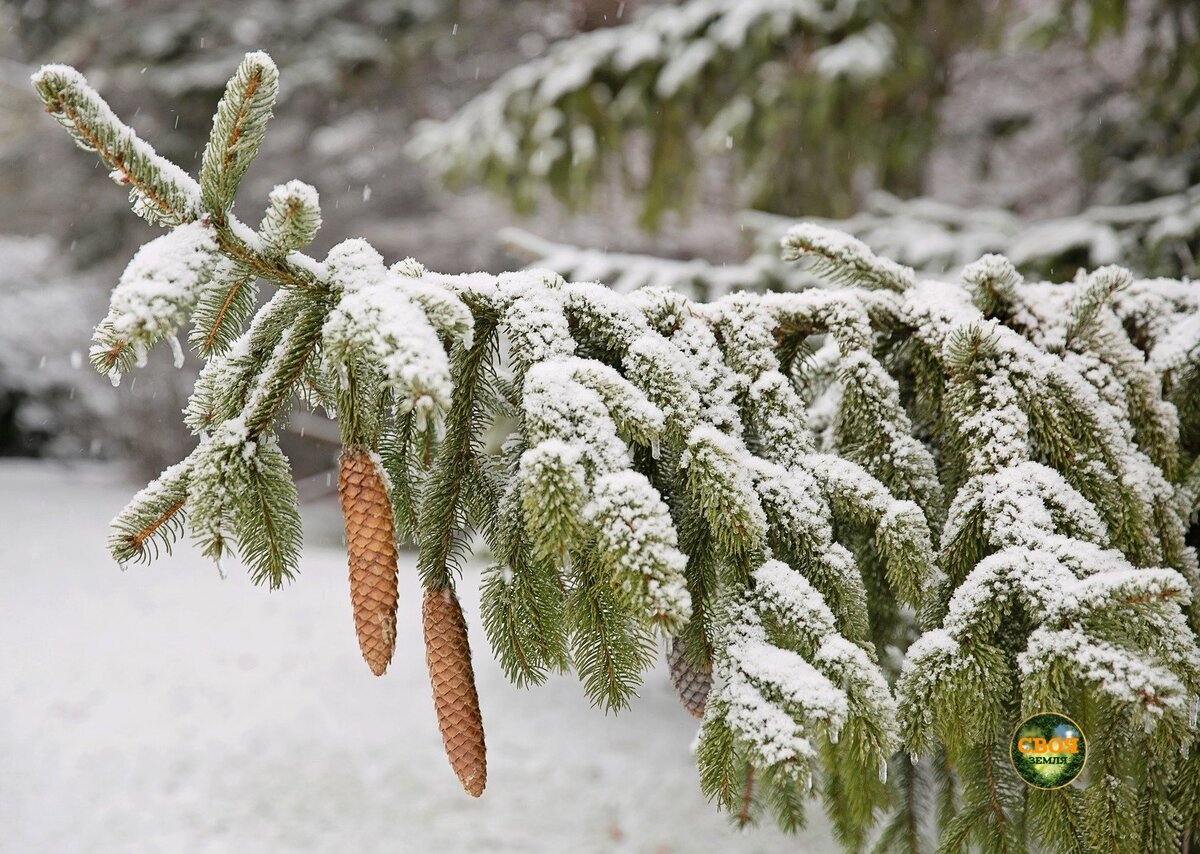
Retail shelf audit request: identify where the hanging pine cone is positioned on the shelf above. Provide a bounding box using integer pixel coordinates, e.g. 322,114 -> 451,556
338,450 -> 399,676
668,638 -> 712,718
423,585 -> 487,797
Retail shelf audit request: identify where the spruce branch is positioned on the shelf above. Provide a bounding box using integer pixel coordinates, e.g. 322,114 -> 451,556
91,220 -> 221,380
680,425 -> 767,569
189,261 -> 259,358
378,410 -> 424,543
588,469 -> 691,632
673,492 -> 720,665
417,320 -> 497,590
961,254 -> 1022,319
32,64 -> 201,226
199,51 -> 279,215
479,534 -> 569,687
36,52 -> 1200,852
567,548 -> 657,711
189,181 -> 320,359
234,435 -> 302,588
474,440 -> 570,686
108,458 -> 192,565
1065,264 -> 1133,347
1026,785 -> 1088,854
183,289 -> 302,434
33,65 -> 324,295
251,320 -> 325,435
781,224 -> 917,293
258,180 -> 322,257
699,559 -> 898,831
872,754 -> 929,854
323,239 -> 463,428
187,422 -> 253,564
408,0 -> 938,225
519,439 -> 588,562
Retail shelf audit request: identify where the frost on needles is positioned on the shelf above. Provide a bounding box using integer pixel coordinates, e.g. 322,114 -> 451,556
32,53 -> 1200,852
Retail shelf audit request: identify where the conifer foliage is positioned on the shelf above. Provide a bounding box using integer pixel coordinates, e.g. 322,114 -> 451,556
412,0 -> 1200,228
33,54 -> 1200,850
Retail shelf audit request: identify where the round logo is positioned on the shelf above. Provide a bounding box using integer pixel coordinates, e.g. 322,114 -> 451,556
1009,712 -> 1087,789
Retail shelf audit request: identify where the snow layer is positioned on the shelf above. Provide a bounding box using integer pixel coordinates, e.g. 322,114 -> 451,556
0,461 -> 832,853
92,220 -> 220,378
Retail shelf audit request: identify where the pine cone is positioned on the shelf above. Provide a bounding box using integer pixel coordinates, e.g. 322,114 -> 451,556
338,450 -> 399,676
423,585 -> 487,797
668,638 -> 712,719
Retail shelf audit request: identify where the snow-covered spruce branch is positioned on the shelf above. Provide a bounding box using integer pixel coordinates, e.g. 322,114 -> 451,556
503,187 -> 1200,306
412,0 -> 1200,238
498,226 -> 807,302
409,0 -> 905,225
33,54 -> 1200,851
879,270 -> 1200,851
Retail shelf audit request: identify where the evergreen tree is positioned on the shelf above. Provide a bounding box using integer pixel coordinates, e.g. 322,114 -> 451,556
33,53 -> 1200,850
410,0 -> 981,224
411,0 -> 1200,226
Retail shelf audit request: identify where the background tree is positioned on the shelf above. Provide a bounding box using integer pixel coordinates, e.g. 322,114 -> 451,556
413,0 -> 1200,233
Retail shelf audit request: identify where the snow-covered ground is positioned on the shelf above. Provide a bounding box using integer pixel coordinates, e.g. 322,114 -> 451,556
0,461 -> 832,853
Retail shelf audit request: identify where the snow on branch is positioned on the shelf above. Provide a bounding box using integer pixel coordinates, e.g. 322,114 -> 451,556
33,64 -> 202,226
781,223 -> 917,293
409,0 -> 896,225
36,52 -> 1200,851
90,220 -> 220,381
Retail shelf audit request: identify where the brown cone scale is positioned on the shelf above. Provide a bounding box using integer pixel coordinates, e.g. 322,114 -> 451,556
668,638 -> 712,719
423,586 -> 487,797
338,450 -> 399,676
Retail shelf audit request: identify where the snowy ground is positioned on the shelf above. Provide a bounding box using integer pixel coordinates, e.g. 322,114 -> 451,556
0,461 -> 833,853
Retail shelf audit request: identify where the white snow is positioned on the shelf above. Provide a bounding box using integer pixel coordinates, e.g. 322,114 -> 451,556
0,461 -> 833,853
752,559 -> 837,641
32,64 -> 203,225
811,23 -> 893,80
522,363 -> 630,472
322,240 -> 455,420
668,316 -> 743,435
500,227 -> 796,301
566,358 -> 665,445
92,220 -> 220,377
587,470 -> 692,628
501,290 -> 576,370
1020,628 -> 1187,718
